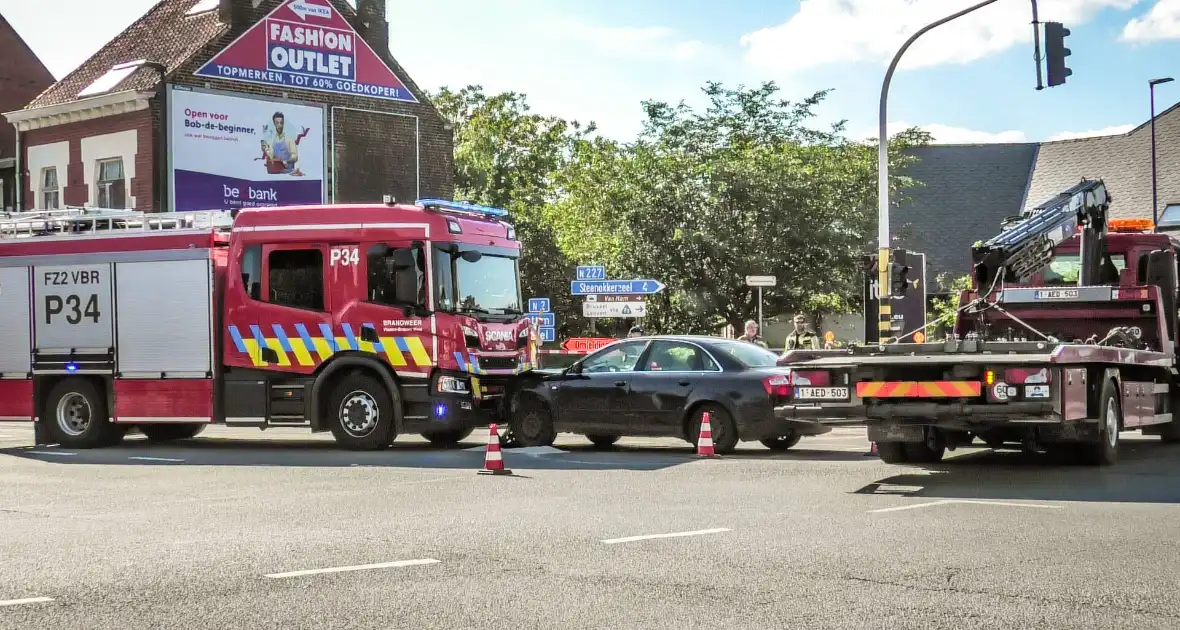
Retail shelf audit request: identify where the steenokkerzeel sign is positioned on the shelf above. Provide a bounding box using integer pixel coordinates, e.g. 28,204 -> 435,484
193,0 -> 417,102
167,88 -> 326,212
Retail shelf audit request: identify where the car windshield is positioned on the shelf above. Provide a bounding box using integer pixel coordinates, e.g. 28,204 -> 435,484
434,247 -> 522,317
712,340 -> 780,368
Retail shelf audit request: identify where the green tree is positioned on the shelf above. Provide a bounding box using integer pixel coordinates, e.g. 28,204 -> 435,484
431,86 -> 598,337
931,273 -> 973,336
553,81 -> 930,334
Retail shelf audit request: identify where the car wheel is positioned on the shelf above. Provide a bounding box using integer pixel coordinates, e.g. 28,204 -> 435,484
875,441 -> 909,464
586,434 -> 619,449
421,428 -> 474,448
759,432 -> 801,452
46,378 -> 121,449
689,403 -> 738,454
140,423 -> 206,442
1078,379 -> 1120,466
326,371 -> 397,450
511,397 -> 556,447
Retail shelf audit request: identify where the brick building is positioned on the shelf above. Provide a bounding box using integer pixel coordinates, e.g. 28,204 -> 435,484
0,15 -> 55,211
3,0 -> 453,213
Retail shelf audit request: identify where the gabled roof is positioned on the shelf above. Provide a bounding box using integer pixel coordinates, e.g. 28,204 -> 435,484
28,0 -> 226,108
1022,102 -> 1180,220
24,0 -> 435,111
0,15 -> 55,153
894,143 -> 1039,284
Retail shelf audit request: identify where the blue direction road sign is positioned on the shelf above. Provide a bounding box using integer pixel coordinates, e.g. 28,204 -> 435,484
526,313 -> 556,327
576,265 -> 606,281
538,327 -> 556,343
570,279 -> 666,296
527,298 -> 551,313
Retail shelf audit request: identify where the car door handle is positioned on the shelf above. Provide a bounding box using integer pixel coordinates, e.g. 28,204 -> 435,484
614,381 -> 627,387
678,380 -> 691,386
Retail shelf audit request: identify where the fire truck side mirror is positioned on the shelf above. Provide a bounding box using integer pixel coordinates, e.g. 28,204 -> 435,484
460,250 -> 483,263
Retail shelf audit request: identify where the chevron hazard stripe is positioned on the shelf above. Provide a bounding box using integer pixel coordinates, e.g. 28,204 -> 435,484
856,381 -> 981,398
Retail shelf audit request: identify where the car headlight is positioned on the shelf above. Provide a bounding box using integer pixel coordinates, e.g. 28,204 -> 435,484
437,375 -> 470,394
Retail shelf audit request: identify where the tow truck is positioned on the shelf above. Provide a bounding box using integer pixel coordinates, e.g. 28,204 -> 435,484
0,199 -> 538,450
773,179 -> 1180,465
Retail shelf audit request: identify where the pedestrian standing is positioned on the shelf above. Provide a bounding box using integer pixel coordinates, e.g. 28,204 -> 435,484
783,314 -> 821,353
736,320 -> 768,348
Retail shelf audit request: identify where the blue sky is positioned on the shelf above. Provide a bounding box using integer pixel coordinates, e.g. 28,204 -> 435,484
8,0 -> 1180,143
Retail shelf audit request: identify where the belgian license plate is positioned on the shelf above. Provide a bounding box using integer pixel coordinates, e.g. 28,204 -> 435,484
794,387 -> 849,400
1025,385 -> 1050,399
1034,289 -> 1079,300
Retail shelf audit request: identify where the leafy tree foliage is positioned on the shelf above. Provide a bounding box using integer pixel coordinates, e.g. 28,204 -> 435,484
433,81 -> 931,338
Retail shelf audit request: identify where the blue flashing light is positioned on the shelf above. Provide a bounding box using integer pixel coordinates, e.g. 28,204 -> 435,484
417,198 -> 509,218
434,402 -> 448,417
65,362 -> 79,373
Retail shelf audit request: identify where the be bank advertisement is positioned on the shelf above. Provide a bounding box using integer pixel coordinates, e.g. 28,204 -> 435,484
168,88 -> 325,212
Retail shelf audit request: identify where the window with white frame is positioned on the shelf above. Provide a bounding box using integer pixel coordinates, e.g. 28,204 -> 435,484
41,167 -> 60,210
96,158 -> 126,208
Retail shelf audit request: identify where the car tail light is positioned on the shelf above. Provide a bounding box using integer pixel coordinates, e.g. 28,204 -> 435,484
764,374 -> 791,397
790,370 -> 830,386
763,370 -> 832,397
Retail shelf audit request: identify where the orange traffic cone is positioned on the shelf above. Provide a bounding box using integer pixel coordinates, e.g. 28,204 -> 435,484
478,423 -> 513,475
697,412 -> 719,458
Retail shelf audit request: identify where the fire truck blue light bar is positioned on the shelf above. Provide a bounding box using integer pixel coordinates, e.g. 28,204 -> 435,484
417,199 -> 509,218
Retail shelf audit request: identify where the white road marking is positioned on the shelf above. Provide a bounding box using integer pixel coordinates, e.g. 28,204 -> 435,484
27,451 -> 75,457
264,558 -> 440,578
0,597 -> 54,607
602,527 -> 732,545
128,456 -> 185,463
869,499 -> 1063,514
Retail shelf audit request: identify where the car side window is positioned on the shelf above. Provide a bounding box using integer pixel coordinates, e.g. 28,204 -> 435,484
641,341 -> 718,372
580,341 -> 646,373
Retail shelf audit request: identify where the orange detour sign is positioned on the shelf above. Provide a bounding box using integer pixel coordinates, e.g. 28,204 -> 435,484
823,331 -> 835,342
913,331 -> 926,343
560,337 -> 616,353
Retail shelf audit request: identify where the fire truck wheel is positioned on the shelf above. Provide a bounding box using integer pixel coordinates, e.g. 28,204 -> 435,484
759,433 -> 802,451
422,428 -> 474,447
1080,379 -> 1121,466
326,371 -> 396,450
874,441 -> 909,464
46,378 -> 119,449
511,397 -> 556,447
140,423 -> 206,442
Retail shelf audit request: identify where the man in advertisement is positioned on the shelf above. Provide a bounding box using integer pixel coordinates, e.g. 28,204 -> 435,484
261,111 -> 305,176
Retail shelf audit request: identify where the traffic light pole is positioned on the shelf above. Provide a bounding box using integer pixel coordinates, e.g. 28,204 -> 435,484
877,0 -> 1013,344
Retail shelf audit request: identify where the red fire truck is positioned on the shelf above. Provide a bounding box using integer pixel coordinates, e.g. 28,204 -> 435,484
0,199 -> 538,450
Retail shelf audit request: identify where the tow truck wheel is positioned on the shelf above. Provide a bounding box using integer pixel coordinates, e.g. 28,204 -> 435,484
422,428 -> 474,448
140,423 -> 206,442
326,371 -> 397,451
586,434 -> 620,449
760,433 -> 802,452
1080,379 -> 1121,466
45,378 -> 120,449
875,442 -> 909,464
511,397 -> 556,447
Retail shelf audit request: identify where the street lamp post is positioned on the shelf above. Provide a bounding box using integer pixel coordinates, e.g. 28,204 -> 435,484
876,0 -> 1005,344
1150,77 -> 1174,227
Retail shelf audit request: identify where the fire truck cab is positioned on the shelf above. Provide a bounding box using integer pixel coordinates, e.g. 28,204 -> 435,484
0,199 -> 537,450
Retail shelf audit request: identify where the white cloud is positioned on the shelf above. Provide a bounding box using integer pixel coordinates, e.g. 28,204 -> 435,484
1123,0 -> 1180,41
860,121 -> 1027,144
538,21 -> 709,62
742,0 -> 1136,75
1046,124 -> 1135,140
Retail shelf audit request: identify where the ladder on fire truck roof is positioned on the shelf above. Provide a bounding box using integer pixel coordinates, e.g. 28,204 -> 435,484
0,207 -> 234,239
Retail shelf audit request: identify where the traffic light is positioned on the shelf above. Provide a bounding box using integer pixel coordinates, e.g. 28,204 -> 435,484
1044,22 -> 1072,87
889,248 -> 911,297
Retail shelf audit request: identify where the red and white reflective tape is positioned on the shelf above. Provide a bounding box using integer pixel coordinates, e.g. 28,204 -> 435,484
538,349 -> 592,355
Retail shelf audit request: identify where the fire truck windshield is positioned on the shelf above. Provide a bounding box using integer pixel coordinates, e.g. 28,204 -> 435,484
1043,252 -> 1125,285
433,244 -> 522,319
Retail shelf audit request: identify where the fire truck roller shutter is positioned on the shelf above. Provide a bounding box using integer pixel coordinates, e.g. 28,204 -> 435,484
113,259 -> 214,377
0,266 -> 33,421
225,322 -> 431,370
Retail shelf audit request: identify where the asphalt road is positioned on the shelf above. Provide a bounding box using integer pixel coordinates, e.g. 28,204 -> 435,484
2,423 -> 1180,629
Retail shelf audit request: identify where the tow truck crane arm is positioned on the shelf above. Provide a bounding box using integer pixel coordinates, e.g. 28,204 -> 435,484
972,178 -> 1112,288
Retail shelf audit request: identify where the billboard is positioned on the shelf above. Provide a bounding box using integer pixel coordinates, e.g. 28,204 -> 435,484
168,88 -> 326,212
863,252 -> 928,343
193,0 -> 417,103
